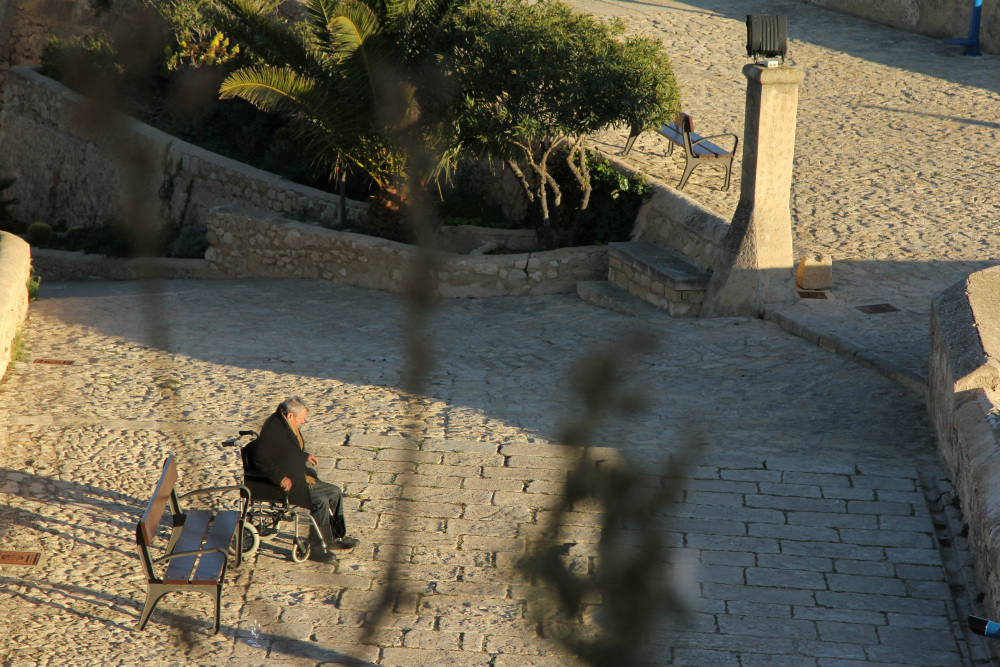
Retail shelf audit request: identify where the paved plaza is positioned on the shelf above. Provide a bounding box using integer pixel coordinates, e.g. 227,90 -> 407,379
2,1 -> 1000,666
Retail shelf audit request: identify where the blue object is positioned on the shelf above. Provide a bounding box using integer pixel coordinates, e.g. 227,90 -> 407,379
988,621 -> 1000,638
943,0 -> 982,56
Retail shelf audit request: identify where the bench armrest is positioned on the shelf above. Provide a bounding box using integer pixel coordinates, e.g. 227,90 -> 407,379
154,547 -> 229,564
692,133 -> 739,153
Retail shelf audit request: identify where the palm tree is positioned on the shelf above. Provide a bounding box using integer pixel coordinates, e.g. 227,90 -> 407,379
211,0 -> 463,192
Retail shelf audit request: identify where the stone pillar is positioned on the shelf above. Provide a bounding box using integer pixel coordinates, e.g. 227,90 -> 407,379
701,64 -> 804,318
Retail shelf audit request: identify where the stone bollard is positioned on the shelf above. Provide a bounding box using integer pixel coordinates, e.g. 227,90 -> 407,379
701,64 -> 805,317
797,253 -> 832,290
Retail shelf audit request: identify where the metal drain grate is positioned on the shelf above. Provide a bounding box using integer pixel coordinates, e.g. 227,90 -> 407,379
797,291 -> 828,299
0,551 -> 41,566
33,359 -> 73,365
856,303 -> 900,315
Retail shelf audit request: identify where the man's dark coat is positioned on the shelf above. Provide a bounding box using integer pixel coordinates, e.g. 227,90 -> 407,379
244,409 -> 317,509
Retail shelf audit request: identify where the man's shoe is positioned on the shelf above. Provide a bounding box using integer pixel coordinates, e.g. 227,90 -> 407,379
308,548 -> 337,563
330,536 -> 360,550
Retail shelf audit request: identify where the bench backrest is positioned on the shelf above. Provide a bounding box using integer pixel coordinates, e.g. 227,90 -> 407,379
675,112 -> 694,134
135,456 -> 181,583
138,456 -> 178,547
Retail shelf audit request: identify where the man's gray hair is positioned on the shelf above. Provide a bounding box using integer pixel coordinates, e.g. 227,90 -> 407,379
278,396 -> 308,416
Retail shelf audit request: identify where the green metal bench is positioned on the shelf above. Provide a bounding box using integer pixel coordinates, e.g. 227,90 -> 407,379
623,112 -> 739,191
135,455 -> 250,634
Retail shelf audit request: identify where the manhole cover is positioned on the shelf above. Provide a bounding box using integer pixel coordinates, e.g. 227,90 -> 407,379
0,551 -> 41,566
33,359 -> 73,365
797,291 -> 828,299
856,303 -> 899,315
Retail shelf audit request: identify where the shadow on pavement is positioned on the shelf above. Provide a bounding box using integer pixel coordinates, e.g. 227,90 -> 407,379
616,0 -> 1000,93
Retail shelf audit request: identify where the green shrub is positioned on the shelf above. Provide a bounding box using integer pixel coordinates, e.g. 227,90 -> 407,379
60,223 -> 132,257
438,184 -> 514,229
551,149 -> 653,246
40,33 -> 123,87
9,329 -> 28,368
26,272 -> 40,301
26,222 -> 54,247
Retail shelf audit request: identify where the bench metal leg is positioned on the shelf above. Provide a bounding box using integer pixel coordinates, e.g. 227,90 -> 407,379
137,583 -> 224,634
678,159 -> 698,190
212,583 -> 222,634
137,583 -> 173,631
722,157 -> 733,191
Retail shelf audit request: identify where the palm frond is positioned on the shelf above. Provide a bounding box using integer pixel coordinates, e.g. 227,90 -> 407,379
210,0 -> 315,71
325,0 -> 383,57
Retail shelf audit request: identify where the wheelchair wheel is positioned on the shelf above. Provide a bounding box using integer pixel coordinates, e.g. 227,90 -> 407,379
291,538 -> 310,563
230,519 -> 260,560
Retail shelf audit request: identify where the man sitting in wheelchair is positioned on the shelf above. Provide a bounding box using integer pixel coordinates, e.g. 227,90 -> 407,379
245,396 -> 359,562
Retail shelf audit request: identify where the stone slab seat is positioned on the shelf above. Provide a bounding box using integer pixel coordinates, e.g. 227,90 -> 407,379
606,242 -> 711,317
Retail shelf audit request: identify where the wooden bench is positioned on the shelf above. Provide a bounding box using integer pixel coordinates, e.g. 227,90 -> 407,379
135,455 -> 250,634
622,113 -> 739,191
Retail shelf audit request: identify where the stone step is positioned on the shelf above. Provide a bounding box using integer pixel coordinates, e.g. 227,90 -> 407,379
576,281 -> 671,319
607,242 -> 711,317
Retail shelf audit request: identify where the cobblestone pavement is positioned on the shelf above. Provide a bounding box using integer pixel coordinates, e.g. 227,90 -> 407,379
3,2 -> 1000,666
580,0 -> 1000,387
0,280 -> 988,666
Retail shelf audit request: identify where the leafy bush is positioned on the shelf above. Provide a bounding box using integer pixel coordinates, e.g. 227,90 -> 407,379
40,33 -> 123,88
61,224 -> 132,257
26,222 -> 54,246
437,184 -> 514,229
438,150 -> 651,246
550,149 -> 652,246
27,272 -> 40,301
446,0 -> 679,248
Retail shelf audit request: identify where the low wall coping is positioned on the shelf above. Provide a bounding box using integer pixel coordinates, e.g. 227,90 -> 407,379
929,264 -> 1000,618
0,232 -> 32,381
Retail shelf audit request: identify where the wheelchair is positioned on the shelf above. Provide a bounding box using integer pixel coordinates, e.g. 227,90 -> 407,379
223,430 -> 329,563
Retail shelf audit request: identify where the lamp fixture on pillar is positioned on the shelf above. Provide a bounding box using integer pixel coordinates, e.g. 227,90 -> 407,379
746,15 -> 787,66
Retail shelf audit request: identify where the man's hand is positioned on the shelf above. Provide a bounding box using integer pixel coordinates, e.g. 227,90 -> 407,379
280,477 -> 292,491
307,454 -> 318,466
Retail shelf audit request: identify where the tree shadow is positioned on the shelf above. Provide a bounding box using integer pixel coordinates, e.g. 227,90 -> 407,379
0,574 -> 376,664
31,276 -> 943,465
614,0 -> 1000,94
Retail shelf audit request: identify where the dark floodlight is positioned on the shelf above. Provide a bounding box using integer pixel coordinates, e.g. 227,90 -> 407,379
746,15 -> 787,64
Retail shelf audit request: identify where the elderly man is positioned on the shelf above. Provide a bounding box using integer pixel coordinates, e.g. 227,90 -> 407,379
246,397 -> 358,562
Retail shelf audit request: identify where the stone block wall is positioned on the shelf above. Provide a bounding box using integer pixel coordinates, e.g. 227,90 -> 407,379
604,154 -> 728,274
927,266 -> 1000,618
800,0 -> 999,55
0,67 -> 365,233
206,207 -> 608,298
0,232 -> 31,382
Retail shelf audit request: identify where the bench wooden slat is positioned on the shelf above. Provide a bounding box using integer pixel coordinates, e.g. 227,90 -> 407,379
162,509 -> 213,584
191,510 -> 241,585
656,123 -> 730,158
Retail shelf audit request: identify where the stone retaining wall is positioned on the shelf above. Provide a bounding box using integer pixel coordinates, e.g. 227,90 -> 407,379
800,0 -> 999,55
30,248 -> 216,281
606,154 -> 729,273
928,265 -> 1000,618
0,232 -> 32,382
0,67 -> 366,232
206,207 -> 608,298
